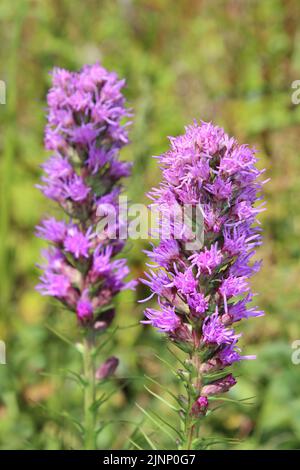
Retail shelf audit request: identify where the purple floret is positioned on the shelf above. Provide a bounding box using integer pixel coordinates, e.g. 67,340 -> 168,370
143,305 -> 181,333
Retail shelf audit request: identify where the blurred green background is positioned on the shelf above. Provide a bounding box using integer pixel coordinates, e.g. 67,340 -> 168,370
1,0 -> 300,450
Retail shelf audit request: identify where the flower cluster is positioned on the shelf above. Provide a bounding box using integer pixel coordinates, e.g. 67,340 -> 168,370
142,121 -> 266,411
36,63 -> 135,325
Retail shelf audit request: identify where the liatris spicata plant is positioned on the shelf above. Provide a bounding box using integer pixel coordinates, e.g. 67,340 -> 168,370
142,121 -> 266,450
36,63 -> 135,449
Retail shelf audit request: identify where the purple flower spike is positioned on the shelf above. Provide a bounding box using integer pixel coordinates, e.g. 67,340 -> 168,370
142,121 -> 266,418
36,63 -> 135,324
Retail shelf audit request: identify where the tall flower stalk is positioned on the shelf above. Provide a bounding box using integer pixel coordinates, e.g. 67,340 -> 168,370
142,121 -> 266,449
36,64 -> 135,449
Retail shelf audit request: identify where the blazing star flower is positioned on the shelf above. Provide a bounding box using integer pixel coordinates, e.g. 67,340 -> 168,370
187,292 -> 208,316
142,121 -> 266,427
202,310 -> 238,346
142,304 -> 181,333
145,239 -> 181,269
189,243 -> 223,276
37,271 -> 72,298
36,63 -> 135,325
36,217 -> 67,243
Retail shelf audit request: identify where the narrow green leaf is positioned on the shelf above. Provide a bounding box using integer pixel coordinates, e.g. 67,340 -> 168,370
139,428 -> 157,450
144,385 -> 178,411
129,439 -> 143,450
89,393 -> 106,413
209,395 -> 255,406
93,327 -> 118,357
147,406 -> 182,440
66,369 -> 87,388
167,346 -> 186,368
90,389 -> 117,412
46,324 -> 78,350
144,375 -> 179,403
154,354 -> 178,375
62,411 -> 84,434
136,403 -> 175,441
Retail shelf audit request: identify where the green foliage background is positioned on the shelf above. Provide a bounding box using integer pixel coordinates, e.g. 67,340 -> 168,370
1,0 -> 300,449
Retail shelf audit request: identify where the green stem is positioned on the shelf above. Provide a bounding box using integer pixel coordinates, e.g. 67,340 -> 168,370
83,334 -> 96,450
182,369 -> 195,450
181,352 -> 202,450
186,423 -> 195,450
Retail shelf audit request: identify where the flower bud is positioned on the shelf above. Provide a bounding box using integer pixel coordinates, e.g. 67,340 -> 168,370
191,396 -> 209,417
95,356 -> 119,380
201,374 -> 236,396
